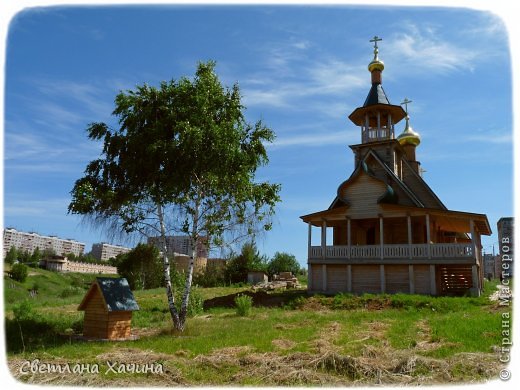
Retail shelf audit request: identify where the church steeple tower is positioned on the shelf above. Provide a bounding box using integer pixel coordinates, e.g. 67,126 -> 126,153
348,36 -> 407,144
397,97 -> 422,174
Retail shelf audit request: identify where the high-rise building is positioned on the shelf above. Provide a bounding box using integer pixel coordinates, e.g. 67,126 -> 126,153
91,243 -> 132,261
497,217 -> 514,277
3,228 -> 85,258
147,235 -> 208,258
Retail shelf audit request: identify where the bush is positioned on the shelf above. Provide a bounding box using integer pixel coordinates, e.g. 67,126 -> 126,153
59,286 -> 84,298
10,263 -> 28,283
235,294 -> 253,317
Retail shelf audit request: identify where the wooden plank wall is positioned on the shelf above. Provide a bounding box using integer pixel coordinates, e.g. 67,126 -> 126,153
83,289 -> 108,339
385,265 -> 409,293
311,264 -> 323,291
107,312 -> 132,339
342,174 -> 387,218
413,265 -> 431,295
351,265 -> 380,294
327,265 -> 348,293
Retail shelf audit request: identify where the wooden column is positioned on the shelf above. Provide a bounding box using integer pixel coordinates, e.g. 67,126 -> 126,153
380,264 -> 386,293
347,217 -> 351,260
377,111 -> 381,135
322,264 -> 327,292
307,263 -> 313,291
364,114 -> 369,142
407,215 -> 412,259
429,264 -> 436,295
426,214 -> 431,259
347,265 -> 352,293
321,220 -> 327,259
470,219 -> 476,255
471,264 -> 480,296
409,265 -> 415,294
379,216 -> 384,260
308,223 -> 312,258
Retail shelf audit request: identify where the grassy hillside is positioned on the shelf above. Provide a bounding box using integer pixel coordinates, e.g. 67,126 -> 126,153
4,266 -> 115,309
4,268 -> 508,386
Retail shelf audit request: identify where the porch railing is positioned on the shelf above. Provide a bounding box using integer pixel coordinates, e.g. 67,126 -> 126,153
310,243 -> 474,260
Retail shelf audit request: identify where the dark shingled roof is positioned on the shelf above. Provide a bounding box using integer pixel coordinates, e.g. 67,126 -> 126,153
95,277 -> 139,312
363,83 -> 390,106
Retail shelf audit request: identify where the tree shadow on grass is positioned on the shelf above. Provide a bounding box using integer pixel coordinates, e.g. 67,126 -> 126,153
5,317 -> 80,354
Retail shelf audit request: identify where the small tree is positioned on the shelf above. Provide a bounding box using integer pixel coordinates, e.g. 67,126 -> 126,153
117,244 -> 163,290
4,246 -> 18,265
68,61 -> 280,331
225,242 -> 268,284
267,252 -> 300,278
30,248 -> 41,264
11,263 -> 28,283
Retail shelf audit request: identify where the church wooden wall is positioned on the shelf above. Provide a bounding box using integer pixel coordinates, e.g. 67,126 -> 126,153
384,265 -> 409,293
351,265 -> 380,294
327,265 -> 348,293
341,174 -> 387,218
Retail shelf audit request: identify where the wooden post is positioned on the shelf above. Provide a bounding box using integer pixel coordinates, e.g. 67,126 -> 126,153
377,111 -> 381,135
426,214 -> 431,259
470,219 -> 476,255
471,264 -> 480,297
347,217 -> 351,260
409,265 -> 415,294
321,220 -> 327,260
407,215 -> 412,259
347,265 -> 352,293
307,263 -> 313,291
379,216 -> 384,260
322,264 -> 327,292
308,222 -> 312,258
380,264 -> 386,293
429,264 -> 436,295
364,114 -> 369,142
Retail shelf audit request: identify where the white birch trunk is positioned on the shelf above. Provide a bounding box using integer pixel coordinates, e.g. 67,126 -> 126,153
157,203 -> 181,330
178,198 -> 199,331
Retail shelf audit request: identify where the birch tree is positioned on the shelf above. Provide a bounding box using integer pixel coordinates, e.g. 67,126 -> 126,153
68,61 -> 280,331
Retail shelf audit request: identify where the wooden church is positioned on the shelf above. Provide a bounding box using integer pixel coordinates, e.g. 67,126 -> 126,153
301,36 -> 491,297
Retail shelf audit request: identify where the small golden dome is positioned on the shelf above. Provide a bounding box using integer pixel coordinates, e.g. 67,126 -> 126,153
397,116 -> 421,146
368,59 -> 385,72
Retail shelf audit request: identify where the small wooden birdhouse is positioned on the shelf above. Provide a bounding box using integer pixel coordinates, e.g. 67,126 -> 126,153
78,277 -> 139,340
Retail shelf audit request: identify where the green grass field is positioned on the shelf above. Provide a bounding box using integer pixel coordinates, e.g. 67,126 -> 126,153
4,267 -> 509,385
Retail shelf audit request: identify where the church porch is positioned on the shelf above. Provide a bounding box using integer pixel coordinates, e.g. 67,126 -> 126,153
304,207 -> 490,296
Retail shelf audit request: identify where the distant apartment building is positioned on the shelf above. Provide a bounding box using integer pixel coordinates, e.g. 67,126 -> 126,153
3,228 -> 85,258
483,253 -> 500,280
91,243 -> 131,261
497,217 -> 514,277
147,235 -> 209,258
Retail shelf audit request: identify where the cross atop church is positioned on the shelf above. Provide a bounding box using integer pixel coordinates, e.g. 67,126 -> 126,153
369,35 -> 382,49
401,97 -> 412,114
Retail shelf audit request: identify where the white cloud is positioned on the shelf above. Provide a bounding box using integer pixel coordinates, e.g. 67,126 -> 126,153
386,23 -> 479,74
270,129 -> 357,148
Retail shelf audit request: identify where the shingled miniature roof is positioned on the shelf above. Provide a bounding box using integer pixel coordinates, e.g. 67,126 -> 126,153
78,277 -> 139,312
363,83 -> 390,106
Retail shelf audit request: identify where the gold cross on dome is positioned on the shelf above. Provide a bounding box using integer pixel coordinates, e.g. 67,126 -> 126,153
369,35 -> 382,49
401,97 -> 413,114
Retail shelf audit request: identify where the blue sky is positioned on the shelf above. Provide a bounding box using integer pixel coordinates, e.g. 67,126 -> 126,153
3,4 -> 513,263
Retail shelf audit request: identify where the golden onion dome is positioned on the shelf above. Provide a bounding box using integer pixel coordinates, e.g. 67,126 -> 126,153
368,59 -> 385,72
397,116 -> 421,146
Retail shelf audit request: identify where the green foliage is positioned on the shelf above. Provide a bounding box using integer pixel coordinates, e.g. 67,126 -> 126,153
225,242 -> 268,284
116,243 -> 163,290
30,247 -> 42,263
267,252 -> 300,277
67,60 -> 281,330
234,294 -> 253,316
193,266 -> 226,287
5,246 -> 18,264
59,286 -> 85,298
10,263 -> 28,282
